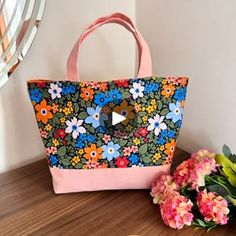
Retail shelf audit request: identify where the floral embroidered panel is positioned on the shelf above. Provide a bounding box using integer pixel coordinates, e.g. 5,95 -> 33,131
28,76 -> 188,169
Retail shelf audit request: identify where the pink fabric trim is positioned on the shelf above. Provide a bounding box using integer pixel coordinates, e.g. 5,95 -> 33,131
50,165 -> 171,194
67,12 -> 152,82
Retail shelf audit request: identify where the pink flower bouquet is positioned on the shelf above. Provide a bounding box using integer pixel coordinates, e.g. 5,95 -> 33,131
150,145 -> 236,230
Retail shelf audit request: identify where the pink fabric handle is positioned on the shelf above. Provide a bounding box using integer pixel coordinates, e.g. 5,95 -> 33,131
67,13 -> 153,81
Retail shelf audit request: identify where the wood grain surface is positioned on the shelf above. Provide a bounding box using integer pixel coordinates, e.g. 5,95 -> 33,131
0,148 -> 235,236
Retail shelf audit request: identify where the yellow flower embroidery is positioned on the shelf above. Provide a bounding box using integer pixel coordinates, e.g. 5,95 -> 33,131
52,139 -> 59,147
133,138 -> 141,145
151,99 -> 156,105
78,149 -> 84,155
146,105 -> 154,114
152,153 -> 161,163
160,145 -> 165,151
45,124 -> 52,131
60,117 -> 66,123
67,101 -> 72,107
71,156 -> 80,166
142,116 -> 148,123
63,107 -> 71,116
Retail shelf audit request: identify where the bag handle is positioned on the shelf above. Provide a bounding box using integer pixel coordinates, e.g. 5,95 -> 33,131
66,13 -> 153,81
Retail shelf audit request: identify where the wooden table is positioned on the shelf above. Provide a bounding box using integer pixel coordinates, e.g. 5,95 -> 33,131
0,148 -> 235,236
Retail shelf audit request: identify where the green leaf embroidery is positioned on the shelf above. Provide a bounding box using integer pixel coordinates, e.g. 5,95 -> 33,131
58,146 -> 67,157
78,111 -> 87,119
139,144 -> 148,155
61,158 -> 71,166
138,112 -> 146,117
137,116 -> 142,124
160,108 -> 169,116
142,155 -> 152,164
53,116 -> 60,125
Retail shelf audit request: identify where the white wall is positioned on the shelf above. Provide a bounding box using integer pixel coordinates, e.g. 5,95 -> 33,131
1,0 -> 236,173
0,0 -> 136,172
136,0 -> 236,154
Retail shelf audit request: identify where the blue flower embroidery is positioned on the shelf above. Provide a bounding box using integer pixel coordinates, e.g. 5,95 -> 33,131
168,130 -> 176,138
85,106 -> 101,128
144,82 -> 159,93
129,154 -> 140,165
62,85 -> 76,95
75,139 -> 85,148
157,136 -> 165,145
50,155 -> 58,165
174,88 -> 186,102
85,106 -> 108,128
109,89 -> 122,101
102,141 -> 120,161
166,102 -> 183,123
30,88 -> 42,103
94,93 -> 110,107
86,134 -> 96,142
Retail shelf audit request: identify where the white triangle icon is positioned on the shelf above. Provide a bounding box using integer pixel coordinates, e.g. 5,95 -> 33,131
112,112 -> 126,126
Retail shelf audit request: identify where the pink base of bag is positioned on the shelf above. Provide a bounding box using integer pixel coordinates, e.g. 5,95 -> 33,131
50,164 -> 171,193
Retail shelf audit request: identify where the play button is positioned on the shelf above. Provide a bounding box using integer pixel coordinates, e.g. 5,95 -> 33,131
112,112 -> 126,126
99,99 -> 138,139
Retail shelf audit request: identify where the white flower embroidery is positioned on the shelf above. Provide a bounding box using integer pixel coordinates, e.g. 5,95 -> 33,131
65,117 -> 86,139
48,83 -> 62,100
130,82 -> 144,99
147,114 -> 167,136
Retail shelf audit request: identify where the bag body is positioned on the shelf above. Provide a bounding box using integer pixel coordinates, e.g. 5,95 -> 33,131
27,13 -> 188,193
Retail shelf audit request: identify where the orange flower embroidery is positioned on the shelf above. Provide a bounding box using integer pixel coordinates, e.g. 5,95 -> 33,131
80,87 -> 94,101
180,77 -> 188,87
99,82 -> 108,92
164,139 -> 176,157
84,144 -> 103,162
161,84 -> 175,98
35,99 -> 53,124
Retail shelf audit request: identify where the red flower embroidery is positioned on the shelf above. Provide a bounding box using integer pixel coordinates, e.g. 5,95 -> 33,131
115,157 -> 129,168
114,79 -> 129,88
54,129 -> 66,139
134,127 -> 148,137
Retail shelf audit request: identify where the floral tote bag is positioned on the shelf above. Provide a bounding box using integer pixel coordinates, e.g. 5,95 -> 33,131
27,13 -> 188,193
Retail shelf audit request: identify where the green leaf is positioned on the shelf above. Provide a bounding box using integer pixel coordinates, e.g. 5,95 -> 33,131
58,146 -> 67,157
223,144 -> 232,157
119,139 -> 128,147
53,116 -> 60,125
228,195 -> 236,206
138,112 -> 146,117
137,116 -> 142,124
142,155 -> 152,164
215,154 -> 236,187
74,163 -> 84,169
150,92 -> 154,98
168,122 -> 175,129
56,112 -> 64,118
78,112 -> 87,119
160,108 -> 169,116
123,91 -> 130,99
228,154 -> 236,164
207,184 -> 228,197
96,140 -> 102,147
157,101 -> 163,110
61,158 -> 71,166
139,144 -> 148,155
74,103 -> 79,113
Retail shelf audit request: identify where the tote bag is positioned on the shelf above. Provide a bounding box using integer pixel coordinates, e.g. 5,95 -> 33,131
27,13 -> 188,193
